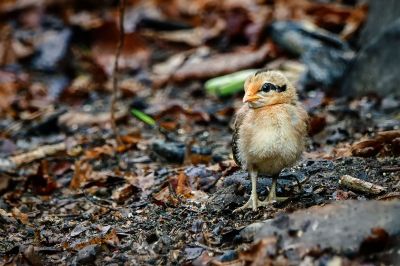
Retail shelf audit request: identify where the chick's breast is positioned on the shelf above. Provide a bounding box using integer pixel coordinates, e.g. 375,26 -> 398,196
235,104 -> 308,175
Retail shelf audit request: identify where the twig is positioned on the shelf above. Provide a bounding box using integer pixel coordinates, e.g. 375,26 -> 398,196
110,0 -> 125,146
0,142 -> 69,171
339,175 -> 386,195
381,166 -> 400,172
377,192 -> 400,201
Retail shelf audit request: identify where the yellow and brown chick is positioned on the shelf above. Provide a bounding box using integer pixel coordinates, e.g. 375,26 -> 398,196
232,70 -> 308,212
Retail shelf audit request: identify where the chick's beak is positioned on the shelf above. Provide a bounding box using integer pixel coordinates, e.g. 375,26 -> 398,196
243,94 -> 260,103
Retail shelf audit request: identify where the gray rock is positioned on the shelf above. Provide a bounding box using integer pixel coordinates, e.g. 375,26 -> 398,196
270,21 -> 349,56
152,141 -> 185,164
301,46 -> 353,90
342,18 -> 400,96
359,0 -> 400,47
269,21 -> 353,90
206,185 -> 245,213
240,200 -> 400,254
73,244 -> 101,265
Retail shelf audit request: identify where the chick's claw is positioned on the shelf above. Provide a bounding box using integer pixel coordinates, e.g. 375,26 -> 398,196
233,198 -> 257,213
260,196 -> 288,206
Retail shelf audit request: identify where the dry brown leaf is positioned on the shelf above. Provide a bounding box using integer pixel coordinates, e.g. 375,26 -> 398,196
0,76 -> 19,113
176,171 -> 191,197
153,186 -> 179,206
111,183 -> 139,203
307,2 -> 368,36
27,160 -> 59,195
84,145 -> 115,160
12,207 -> 29,224
308,115 -> 326,136
331,144 -> 352,158
0,0 -> 44,14
91,22 -> 150,75
237,237 -> 278,265
59,109 -> 127,128
189,153 -> 212,165
274,0 -> 311,21
376,130 -> 400,143
70,160 -> 92,190
0,173 -> 11,192
351,140 -> 382,157
351,130 -> 400,157
66,228 -> 120,250
152,104 -> 210,123
173,43 -> 272,82
142,18 -> 225,46
125,172 -> 155,199
341,3 -> 368,39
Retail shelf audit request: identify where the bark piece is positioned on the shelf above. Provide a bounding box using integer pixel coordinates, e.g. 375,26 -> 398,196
339,174 -> 386,195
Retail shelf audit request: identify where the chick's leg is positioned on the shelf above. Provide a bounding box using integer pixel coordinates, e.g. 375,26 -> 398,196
233,170 -> 259,212
259,175 -> 288,206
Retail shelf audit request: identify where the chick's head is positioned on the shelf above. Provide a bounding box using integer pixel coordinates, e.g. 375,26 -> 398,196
243,70 -> 298,109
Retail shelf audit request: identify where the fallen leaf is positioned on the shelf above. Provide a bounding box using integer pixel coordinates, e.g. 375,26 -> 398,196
237,237 -> 278,265
351,130 -> 400,157
359,227 -> 390,254
22,245 -> 43,266
176,171 -> 191,197
27,160 -> 59,195
111,183 -> 140,203
308,115 -> 326,136
59,109 -> 127,128
0,0 -> 44,14
66,228 -> 120,250
91,22 -> 150,75
142,18 -> 225,46
153,185 -> 179,206
151,103 -> 210,123
70,160 -> 92,190
0,73 -> 20,113
173,44 -> 272,82
0,173 -> 12,192
12,207 -> 29,224
84,145 -> 115,160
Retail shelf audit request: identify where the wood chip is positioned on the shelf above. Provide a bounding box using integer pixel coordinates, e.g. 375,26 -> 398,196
339,175 -> 386,195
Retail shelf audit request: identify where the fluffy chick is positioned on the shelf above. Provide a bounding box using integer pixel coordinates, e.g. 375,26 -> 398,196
232,70 -> 308,212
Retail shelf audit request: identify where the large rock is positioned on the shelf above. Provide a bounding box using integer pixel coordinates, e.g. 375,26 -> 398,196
269,21 -> 353,91
359,0 -> 400,46
342,18 -> 400,96
240,200 -> 400,255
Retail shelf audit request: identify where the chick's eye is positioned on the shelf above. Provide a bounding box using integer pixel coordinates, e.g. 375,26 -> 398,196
277,84 -> 287,92
261,83 -> 276,93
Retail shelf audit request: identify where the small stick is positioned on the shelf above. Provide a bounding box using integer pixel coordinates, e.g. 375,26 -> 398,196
339,175 -> 386,195
110,0 -> 125,146
0,142 -> 68,171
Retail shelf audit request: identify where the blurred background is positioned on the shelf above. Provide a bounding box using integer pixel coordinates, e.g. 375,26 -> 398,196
0,0 -> 399,160
0,0 -> 399,137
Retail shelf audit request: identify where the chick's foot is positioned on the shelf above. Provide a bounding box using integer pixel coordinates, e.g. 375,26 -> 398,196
233,192 -> 259,212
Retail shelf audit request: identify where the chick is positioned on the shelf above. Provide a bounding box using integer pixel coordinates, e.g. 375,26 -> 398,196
232,70 -> 308,212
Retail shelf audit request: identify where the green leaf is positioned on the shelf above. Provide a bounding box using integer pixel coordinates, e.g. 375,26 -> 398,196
131,109 -> 156,126
205,69 -> 257,96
